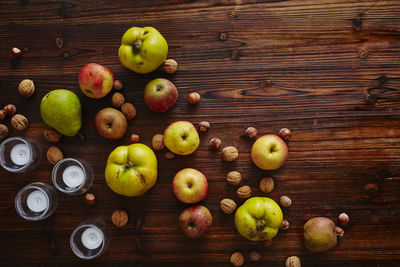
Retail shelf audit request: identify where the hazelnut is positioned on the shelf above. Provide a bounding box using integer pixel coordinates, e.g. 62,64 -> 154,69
338,213 -> 349,225
279,196 -> 292,208
46,146 -> 63,165
220,198 -> 237,214
209,137 -> 222,150
18,79 -> 35,97
11,114 -> 29,131
111,92 -> 125,107
188,92 -> 200,104
0,110 -> 6,121
111,209 -> 128,227
280,219 -> 289,230
55,38 -> 64,48
3,104 -> 16,117
335,226 -> 344,238
226,171 -> 242,186
84,193 -> 96,205
152,134 -> 164,150
43,128 -> 63,143
365,183 -> 378,194
130,134 -> 140,144
113,80 -> 124,90
11,47 -> 22,58
248,250 -> 261,261
222,146 -> 239,161
285,256 -> 301,267
279,128 -> 292,141
0,124 -> 9,139
199,121 -> 210,132
245,127 -> 258,139
237,185 -> 251,199
263,239 -> 273,247
230,251 -> 244,267
165,151 -> 175,159
259,177 -> 274,193
121,103 -> 136,120
162,59 -> 178,74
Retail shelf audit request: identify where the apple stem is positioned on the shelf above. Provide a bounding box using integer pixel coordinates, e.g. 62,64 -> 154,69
77,132 -> 85,140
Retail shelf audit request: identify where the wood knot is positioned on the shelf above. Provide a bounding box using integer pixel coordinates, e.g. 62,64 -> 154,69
63,51 -> 70,59
377,75 -> 389,84
219,32 -> 227,41
352,17 -> 362,31
359,49 -> 368,59
231,49 -> 240,61
59,7 -> 73,18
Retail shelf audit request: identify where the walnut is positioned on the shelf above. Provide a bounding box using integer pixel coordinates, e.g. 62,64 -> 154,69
165,151 -> 175,159
162,59 -> 178,74
111,92 -> 125,107
220,198 -> 237,214
285,256 -> 301,267
152,134 -> 165,150
0,124 -> 9,139
121,103 -> 136,120
11,114 -> 29,131
43,128 -> 63,143
237,185 -> 251,199
230,251 -> 244,267
226,171 -> 242,186
111,209 -> 128,227
222,146 -> 239,161
259,177 -> 274,193
46,146 -> 63,165
18,79 -> 35,97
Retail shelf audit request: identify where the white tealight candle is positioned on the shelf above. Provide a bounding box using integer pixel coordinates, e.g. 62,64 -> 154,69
81,227 -> 103,250
62,165 -> 85,188
10,143 -> 31,166
26,190 -> 48,213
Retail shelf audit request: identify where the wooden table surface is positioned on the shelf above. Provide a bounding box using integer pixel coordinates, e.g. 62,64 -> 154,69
1,0 -> 400,266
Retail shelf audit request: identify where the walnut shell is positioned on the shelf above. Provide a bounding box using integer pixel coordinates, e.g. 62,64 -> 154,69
220,198 -> 237,214
152,134 -> 165,151
121,103 -> 136,120
230,251 -> 244,267
226,171 -> 242,186
222,146 -> 239,161
111,92 -> 125,107
0,124 -> 9,139
18,79 -> 35,97
11,114 -> 29,131
162,59 -> 178,74
43,128 -> 63,143
237,185 -> 251,199
259,177 -> 274,193
47,146 -> 63,165
285,256 -> 301,267
111,209 -> 128,227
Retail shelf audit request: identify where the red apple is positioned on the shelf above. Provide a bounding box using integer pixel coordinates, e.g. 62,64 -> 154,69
94,108 -> 127,140
251,134 -> 288,170
179,205 -> 213,239
144,78 -> 178,112
173,168 -> 208,204
79,63 -> 114,99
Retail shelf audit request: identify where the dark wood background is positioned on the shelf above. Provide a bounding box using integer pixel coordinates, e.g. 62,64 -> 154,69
1,0 -> 400,266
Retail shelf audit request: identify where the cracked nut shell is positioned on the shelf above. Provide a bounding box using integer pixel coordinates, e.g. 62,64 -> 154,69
11,114 -> 29,131
43,128 -> 63,142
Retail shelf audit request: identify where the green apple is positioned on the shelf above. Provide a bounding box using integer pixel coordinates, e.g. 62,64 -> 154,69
105,143 -> 157,197
119,27 -> 168,74
251,134 -> 288,170
164,121 -> 199,155
235,197 -> 283,241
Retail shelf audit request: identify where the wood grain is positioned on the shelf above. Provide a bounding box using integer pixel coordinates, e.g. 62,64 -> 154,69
1,0 -> 400,266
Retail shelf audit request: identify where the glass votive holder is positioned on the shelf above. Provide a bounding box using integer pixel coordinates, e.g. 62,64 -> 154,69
0,136 -> 42,173
70,219 -> 110,260
52,158 -> 93,195
14,182 -> 58,221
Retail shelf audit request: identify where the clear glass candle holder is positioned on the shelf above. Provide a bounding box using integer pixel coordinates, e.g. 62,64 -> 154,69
0,136 -> 42,173
52,158 -> 93,195
70,219 -> 110,260
15,182 -> 58,221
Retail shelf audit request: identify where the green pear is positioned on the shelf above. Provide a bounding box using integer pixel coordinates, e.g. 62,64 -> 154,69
40,89 -> 82,136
